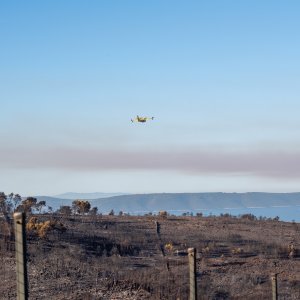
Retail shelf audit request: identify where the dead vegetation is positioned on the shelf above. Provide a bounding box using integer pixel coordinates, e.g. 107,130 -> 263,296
0,213 -> 300,299
26,217 -> 67,238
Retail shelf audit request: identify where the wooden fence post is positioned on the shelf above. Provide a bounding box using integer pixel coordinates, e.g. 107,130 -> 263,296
188,247 -> 197,300
271,273 -> 278,300
14,212 -> 28,300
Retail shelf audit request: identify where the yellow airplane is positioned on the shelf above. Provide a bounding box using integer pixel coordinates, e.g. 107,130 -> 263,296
131,115 -> 154,123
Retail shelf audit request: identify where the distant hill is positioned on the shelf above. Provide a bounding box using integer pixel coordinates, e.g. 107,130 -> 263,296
35,196 -> 74,211
37,193 -> 300,219
53,192 -> 129,200
35,193 -> 130,211
88,192 -> 300,214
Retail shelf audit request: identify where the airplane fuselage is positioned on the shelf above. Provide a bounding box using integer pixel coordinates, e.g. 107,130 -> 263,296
131,115 -> 154,123
137,118 -> 147,122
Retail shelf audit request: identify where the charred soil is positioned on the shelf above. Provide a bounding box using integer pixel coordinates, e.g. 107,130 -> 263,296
0,214 -> 300,299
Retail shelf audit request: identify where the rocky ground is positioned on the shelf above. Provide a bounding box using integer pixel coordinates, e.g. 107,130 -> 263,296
0,214 -> 299,299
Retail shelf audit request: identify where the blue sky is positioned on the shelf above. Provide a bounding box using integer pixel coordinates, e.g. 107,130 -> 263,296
1,1 -> 300,196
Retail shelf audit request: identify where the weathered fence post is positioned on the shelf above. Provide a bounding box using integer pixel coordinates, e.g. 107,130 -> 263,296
188,247 -> 197,300
155,221 -> 159,234
14,212 -> 28,300
271,273 -> 278,300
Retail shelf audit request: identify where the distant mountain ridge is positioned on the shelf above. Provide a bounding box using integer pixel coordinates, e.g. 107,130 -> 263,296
53,192 -> 129,200
89,192 -> 300,213
36,193 -> 300,216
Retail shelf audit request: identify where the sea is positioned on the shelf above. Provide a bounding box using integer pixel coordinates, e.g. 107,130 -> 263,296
156,206 -> 300,222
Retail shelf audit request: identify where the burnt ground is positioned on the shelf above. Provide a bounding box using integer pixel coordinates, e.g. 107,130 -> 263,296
0,214 -> 300,299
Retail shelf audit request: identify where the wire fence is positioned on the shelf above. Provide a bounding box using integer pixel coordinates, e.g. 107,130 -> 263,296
0,213 -> 300,299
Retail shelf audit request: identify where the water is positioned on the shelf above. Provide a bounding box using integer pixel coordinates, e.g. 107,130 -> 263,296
164,206 -> 300,222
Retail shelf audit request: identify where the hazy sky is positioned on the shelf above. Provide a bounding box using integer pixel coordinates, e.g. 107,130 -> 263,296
1,1 -> 300,196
